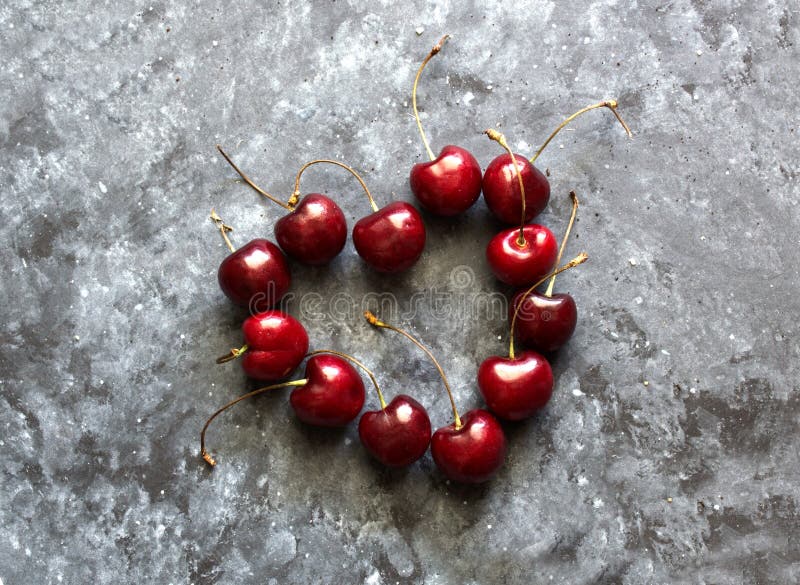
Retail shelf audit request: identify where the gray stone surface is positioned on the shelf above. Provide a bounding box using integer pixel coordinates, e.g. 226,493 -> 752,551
1,1 -> 799,583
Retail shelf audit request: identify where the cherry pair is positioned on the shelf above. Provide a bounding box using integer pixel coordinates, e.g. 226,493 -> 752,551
216,148 -> 425,274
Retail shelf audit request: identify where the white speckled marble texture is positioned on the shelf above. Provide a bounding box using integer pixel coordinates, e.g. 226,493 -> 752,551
1,1 -> 799,583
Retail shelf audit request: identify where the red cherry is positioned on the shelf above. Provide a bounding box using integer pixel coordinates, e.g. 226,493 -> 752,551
430,409 -> 507,483
290,354 -> 365,427
482,153 -> 550,224
510,291 -> 578,353
410,145 -> 482,216
238,311 -> 308,381
353,201 -> 426,273
358,395 -> 432,467
216,236 -> 291,311
274,193 -> 347,265
486,224 -> 558,287
478,351 -> 553,420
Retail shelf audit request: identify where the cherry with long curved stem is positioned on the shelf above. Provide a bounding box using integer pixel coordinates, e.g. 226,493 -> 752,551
511,192 -> 581,353
364,311 -> 506,483
210,209 -> 291,308
409,34 -> 483,216
508,253 -> 588,359
201,349 -> 376,467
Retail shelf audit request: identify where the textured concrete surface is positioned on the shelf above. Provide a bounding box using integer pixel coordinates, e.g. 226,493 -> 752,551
2,1 -> 799,583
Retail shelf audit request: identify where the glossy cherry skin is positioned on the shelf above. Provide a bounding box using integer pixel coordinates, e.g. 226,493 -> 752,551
240,311 -> 309,381
274,194 -> 347,265
217,239 -> 290,311
511,291 -> 578,353
482,153 -> 550,224
478,351 -> 554,421
290,354 -> 365,426
353,201 -> 426,273
430,409 -> 507,483
410,145 -> 483,216
358,395 -> 432,467
486,224 -> 558,286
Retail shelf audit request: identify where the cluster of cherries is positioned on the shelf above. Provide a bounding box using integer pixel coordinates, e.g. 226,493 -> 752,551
200,35 -> 631,483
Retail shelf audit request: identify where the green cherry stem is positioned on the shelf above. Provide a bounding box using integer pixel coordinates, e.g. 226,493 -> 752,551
200,379 -> 309,467
412,34 -> 450,161
216,145 -> 294,211
209,208 -> 236,253
289,160 -> 378,212
364,311 -> 462,430
544,191 -> 580,297
530,100 -> 633,164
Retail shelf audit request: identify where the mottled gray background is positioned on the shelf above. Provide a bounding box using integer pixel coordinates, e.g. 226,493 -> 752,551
1,0 -> 799,583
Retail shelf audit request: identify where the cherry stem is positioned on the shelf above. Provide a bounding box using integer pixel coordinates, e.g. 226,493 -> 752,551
200,379 -> 308,467
412,34 -> 450,161
530,100 -> 633,164
545,191 -> 580,297
364,310 -> 462,429
308,349 -> 386,409
215,344 -> 248,365
216,145 -> 294,211
291,159 -> 378,212
485,129 -> 527,245
209,208 -> 236,253
508,253 -> 588,359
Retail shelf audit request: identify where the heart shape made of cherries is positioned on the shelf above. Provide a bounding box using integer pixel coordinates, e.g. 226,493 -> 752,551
200,35 -> 632,484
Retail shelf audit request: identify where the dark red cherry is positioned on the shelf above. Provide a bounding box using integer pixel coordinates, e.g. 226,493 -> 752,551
410,145 -> 482,216
486,224 -> 558,286
430,409 -> 507,483
290,354 -> 365,426
274,194 -> 347,265
511,290 -> 578,353
240,311 -> 308,381
478,351 -> 554,420
217,239 -> 290,310
482,153 -> 550,224
353,201 -> 426,273
358,395 -> 432,467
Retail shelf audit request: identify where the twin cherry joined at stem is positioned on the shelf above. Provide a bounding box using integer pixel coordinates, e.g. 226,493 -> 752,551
217,146 -> 426,273
365,311 -> 507,484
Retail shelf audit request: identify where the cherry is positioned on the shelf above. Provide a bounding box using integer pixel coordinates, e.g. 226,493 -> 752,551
482,100 -> 632,224
289,352 -> 366,427
353,201 -> 426,273
217,147 -> 373,265
512,192 -> 581,352
430,409 -> 507,483
201,349 -> 374,466
216,310 -> 308,382
486,223 -> 558,287
211,210 -> 290,310
478,253 -> 587,421
478,351 -> 553,420
365,311 -> 506,483
359,395 -> 432,468
482,154 -> 549,224
408,35 -> 482,216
